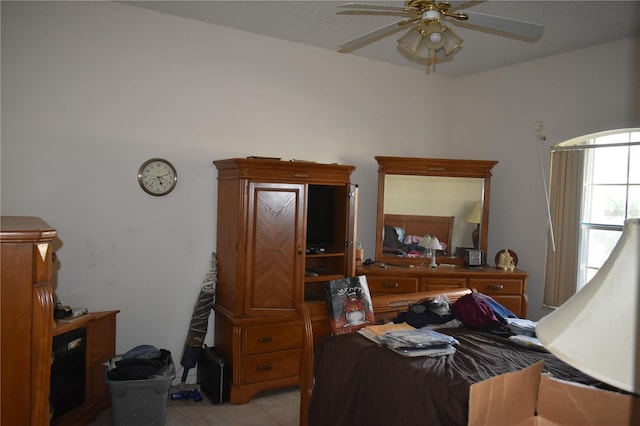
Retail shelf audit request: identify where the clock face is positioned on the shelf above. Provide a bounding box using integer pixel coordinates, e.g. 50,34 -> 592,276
137,158 -> 177,196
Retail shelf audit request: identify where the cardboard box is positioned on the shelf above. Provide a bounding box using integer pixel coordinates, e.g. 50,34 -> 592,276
468,361 -> 640,426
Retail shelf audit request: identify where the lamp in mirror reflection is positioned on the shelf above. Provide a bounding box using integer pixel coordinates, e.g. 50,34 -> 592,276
423,236 -> 443,268
464,202 -> 483,249
397,21 -> 463,73
536,218 -> 640,394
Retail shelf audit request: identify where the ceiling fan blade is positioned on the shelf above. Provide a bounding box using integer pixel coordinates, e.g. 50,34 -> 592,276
339,18 -> 419,52
456,10 -> 544,40
448,1 -> 485,12
337,3 -> 418,13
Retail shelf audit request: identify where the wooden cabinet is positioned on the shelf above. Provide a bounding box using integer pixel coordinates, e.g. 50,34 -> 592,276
357,264 -> 529,319
51,310 -> 119,426
1,216 -> 57,426
213,158 -> 356,404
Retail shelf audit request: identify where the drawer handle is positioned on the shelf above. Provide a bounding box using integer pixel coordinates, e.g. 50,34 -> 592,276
383,282 -> 399,288
489,284 -> 504,290
257,364 -> 273,372
258,336 -> 274,343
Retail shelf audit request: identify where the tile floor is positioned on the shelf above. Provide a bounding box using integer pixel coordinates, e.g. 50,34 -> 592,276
90,386 -> 300,426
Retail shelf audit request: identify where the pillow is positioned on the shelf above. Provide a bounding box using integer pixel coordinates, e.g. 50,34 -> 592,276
404,234 -> 423,244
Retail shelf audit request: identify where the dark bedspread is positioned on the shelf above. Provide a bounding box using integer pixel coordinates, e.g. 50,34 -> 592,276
308,327 -> 608,426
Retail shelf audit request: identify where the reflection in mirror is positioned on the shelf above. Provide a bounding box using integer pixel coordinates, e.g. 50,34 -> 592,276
383,175 -> 484,257
374,156 -> 498,266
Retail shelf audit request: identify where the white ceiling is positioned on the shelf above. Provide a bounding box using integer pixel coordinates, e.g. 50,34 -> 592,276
123,1 -> 640,77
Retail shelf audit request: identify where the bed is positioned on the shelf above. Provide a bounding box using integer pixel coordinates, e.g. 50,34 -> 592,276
383,214 -> 454,255
298,289 -> 611,426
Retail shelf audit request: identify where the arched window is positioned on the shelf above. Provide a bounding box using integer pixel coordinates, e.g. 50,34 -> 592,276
544,129 -> 640,307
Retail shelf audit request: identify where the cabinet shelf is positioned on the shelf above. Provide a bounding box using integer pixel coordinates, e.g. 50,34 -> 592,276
304,274 -> 343,283
306,252 -> 345,258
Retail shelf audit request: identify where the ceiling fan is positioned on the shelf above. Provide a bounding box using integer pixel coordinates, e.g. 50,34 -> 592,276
337,1 -> 545,73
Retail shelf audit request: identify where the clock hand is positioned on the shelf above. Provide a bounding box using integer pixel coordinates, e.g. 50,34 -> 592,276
157,176 -> 172,188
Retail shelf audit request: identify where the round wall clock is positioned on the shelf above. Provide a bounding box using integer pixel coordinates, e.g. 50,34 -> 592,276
137,158 -> 177,196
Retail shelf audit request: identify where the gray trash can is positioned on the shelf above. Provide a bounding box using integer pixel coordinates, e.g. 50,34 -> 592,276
105,354 -> 175,426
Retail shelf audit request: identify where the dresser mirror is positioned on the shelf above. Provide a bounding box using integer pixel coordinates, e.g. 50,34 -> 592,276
374,157 -> 498,266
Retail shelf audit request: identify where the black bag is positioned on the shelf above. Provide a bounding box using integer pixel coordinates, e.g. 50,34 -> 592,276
395,296 -> 455,328
198,346 -> 230,404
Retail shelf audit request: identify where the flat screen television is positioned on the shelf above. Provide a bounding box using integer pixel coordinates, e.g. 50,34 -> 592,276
306,185 -> 335,250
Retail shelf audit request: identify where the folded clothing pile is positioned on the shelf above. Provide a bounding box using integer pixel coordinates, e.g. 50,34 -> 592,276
106,345 -> 172,381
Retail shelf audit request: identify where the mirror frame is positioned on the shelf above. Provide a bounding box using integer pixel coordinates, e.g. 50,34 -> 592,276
374,156 -> 498,266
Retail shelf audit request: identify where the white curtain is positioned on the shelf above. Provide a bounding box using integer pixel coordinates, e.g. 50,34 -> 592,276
543,149 -> 584,307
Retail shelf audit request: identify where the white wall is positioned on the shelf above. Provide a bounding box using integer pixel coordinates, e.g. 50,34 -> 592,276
1,1 -> 453,381
451,37 -> 639,320
2,2 -> 637,383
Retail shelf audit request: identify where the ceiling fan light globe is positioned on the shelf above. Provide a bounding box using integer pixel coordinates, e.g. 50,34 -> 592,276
435,47 -> 454,63
425,20 -> 445,49
413,38 -> 432,63
443,28 -> 463,56
397,27 -> 423,55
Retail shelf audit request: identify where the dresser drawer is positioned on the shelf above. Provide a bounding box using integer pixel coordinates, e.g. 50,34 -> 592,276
243,349 -> 301,384
468,279 -> 523,295
367,276 -> 418,294
420,277 -> 467,291
244,323 -> 302,355
490,295 -> 523,317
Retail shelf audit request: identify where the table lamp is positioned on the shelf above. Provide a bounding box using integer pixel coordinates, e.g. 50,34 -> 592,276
424,236 -> 443,268
536,218 -> 640,395
465,202 -> 483,249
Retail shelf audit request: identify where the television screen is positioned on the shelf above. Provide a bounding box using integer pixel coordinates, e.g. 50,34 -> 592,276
307,186 -> 335,249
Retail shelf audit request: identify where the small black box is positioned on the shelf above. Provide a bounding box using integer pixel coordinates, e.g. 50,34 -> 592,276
197,346 -> 230,404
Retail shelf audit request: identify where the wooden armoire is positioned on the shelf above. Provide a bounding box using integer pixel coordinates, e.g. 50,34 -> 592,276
1,216 -> 57,426
213,158 -> 357,404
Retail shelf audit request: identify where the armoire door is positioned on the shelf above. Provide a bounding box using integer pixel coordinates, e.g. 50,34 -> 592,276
344,183 -> 358,277
244,182 -> 305,315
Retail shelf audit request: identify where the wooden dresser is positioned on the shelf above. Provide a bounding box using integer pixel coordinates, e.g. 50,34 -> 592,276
357,264 -> 529,318
1,216 -> 57,426
51,310 -> 119,426
213,158 -> 357,404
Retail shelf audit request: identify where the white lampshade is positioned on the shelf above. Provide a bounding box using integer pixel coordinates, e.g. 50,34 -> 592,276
465,202 -> 483,224
424,236 -> 443,251
536,218 -> 640,394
